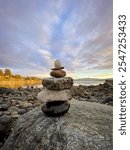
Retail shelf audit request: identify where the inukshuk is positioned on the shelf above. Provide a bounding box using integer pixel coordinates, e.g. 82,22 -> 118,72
37,59 -> 73,117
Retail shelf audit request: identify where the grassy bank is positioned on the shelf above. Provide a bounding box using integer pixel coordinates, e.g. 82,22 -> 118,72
0,77 -> 42,88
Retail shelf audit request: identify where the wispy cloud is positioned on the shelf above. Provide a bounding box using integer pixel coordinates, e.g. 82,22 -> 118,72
0,0 -> 113,78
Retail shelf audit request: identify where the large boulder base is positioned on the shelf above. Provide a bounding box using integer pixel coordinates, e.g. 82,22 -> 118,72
2,99 -> 112,150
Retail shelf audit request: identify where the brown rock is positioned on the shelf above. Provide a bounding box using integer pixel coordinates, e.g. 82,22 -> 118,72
0,104 -> 9,111
11,111 -> 19,119
19,102 -> 33,109
70,86 -> 85,97
50,70 -> 66,78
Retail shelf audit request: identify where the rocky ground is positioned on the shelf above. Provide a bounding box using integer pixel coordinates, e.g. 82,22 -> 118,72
0,86 -> 42,147
1,99 -> 113,150
72,80 -> 113,105
0,80 -> 113,148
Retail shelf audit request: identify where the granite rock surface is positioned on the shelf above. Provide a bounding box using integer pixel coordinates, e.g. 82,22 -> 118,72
2,99 -> 113,150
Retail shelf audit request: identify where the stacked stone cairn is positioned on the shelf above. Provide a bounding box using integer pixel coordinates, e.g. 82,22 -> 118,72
37,59 -> 73,117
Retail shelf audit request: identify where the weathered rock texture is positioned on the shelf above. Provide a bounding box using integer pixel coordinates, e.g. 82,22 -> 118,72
42,77 -> 73,90
2,99 -> 113,150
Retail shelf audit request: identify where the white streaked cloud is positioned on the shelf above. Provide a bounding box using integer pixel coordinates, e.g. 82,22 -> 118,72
0,0 -> 113,78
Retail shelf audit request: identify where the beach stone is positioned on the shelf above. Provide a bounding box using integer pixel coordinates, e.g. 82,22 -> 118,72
4,111 -> 11,115
18,109 -> 26,115
0,104 -> 9,111
0,112 -> 4,116
0,88 -> 16,95
50,70 -> 66,78
43,77 -> 73,90
8,106 -> 19,115
0,115 -> 12,128
102,96 -> 113,105
41,101 -> 70,117
19,102 -> 33,109
11,112 -> 19,119
70,86 -> 85,97
37,89 -> 72,103
0,115 -> 12,146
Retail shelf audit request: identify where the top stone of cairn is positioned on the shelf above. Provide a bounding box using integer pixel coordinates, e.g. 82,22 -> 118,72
50,59 -> 66,78
54,59 -> 62,69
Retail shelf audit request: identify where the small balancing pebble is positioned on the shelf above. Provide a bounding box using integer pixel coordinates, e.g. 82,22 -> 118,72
54,59 -> 62,69
50,59 -> 66,78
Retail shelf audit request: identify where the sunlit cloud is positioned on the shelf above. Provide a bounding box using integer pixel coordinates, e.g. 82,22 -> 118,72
0,0 -> 113,78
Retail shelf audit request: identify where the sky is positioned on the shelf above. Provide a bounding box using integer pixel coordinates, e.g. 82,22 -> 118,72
0,0 -> 113,79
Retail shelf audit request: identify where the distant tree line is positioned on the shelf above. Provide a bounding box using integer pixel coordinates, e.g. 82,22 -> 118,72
0,68 -> 12,77
0,68 -> 41,80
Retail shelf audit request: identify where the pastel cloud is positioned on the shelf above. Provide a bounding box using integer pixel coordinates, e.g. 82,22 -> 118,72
0,0 -> 113,78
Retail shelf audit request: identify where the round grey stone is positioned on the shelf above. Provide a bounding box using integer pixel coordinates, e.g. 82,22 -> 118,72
37,89 -> 72,103
18,109 -> 26,115
0,104 -> 9,111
